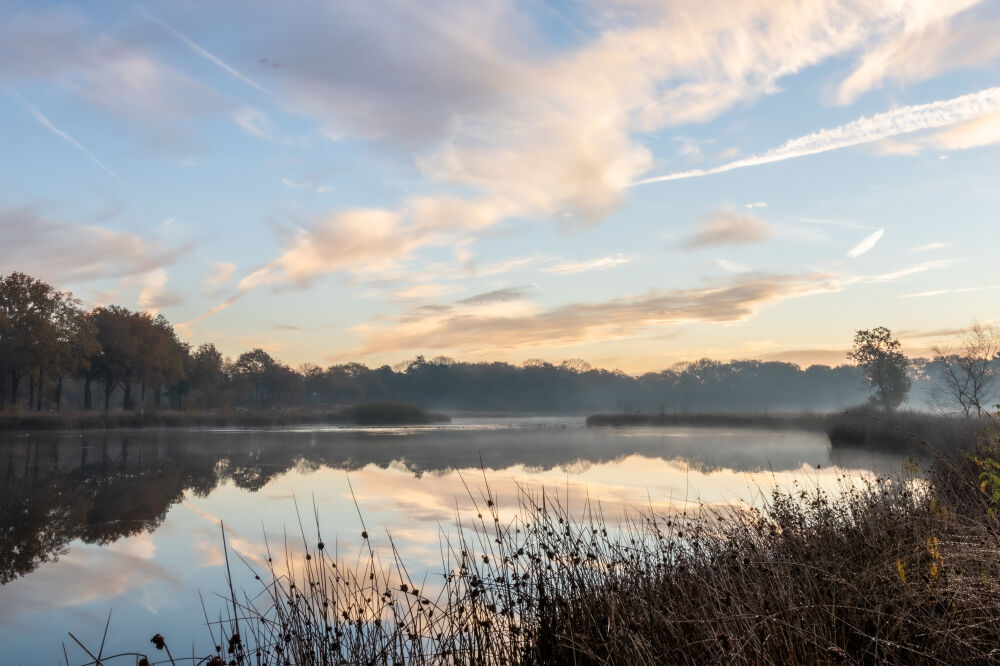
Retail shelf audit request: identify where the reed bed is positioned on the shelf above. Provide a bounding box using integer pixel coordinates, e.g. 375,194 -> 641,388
73,422 -> 1000,665
0,402 -> 449,431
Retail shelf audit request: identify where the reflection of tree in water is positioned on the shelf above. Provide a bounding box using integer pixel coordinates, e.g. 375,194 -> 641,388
1,437 -> 202,583
0,431 -> 326,583
0,426 -> 870,584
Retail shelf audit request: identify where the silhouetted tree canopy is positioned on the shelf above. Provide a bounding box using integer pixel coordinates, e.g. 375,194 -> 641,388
2,272 -> 997,415
847,327 -> 911,412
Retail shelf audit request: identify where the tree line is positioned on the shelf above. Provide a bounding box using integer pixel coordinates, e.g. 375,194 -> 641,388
0,272 -> 997,415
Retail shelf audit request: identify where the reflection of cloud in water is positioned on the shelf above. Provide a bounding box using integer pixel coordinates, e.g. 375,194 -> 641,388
0,543 -> 179,625
107,531 -> 157,560
330,454 -> 872,546
194,530 -> 225,568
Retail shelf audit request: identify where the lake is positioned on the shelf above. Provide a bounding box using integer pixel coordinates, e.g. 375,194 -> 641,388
0,417 -> 904,665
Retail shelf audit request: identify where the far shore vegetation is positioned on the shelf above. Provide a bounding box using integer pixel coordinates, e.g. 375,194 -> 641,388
0,270 -> 996,452
0,402 -> 449,431
1,271 -> 998,423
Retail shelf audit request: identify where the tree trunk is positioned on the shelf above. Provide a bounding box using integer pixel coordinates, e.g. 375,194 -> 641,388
104,379 -> 113,411
56,376 -> 64,412
28,371 -> 34,411
10,371 -> 18,406
84,376 -> 91,410
123,380 -> 132,411
36,369 -> 44,411
139,380 -> 146,415
154,385 -> 162,410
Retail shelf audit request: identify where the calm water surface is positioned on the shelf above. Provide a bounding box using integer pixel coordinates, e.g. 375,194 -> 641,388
0,417 -> 903,664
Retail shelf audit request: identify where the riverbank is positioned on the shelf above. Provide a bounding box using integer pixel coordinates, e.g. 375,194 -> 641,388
0,402 -> 450,431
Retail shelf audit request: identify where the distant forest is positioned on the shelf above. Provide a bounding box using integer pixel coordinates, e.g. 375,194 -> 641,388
0,271 -> 996,414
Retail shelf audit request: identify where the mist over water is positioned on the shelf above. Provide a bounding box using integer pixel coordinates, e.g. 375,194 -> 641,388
0,418 -> 905,663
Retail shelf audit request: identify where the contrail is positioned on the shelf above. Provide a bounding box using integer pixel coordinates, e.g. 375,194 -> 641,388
8,88 -> 125,184
635,86 -> 1000,185
143,8 -> 268,95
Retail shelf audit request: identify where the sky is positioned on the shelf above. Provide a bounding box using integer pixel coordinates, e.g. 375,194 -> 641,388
1,0 -> 998,373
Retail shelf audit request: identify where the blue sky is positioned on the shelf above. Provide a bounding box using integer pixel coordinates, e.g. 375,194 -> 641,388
1,0 -> 998,372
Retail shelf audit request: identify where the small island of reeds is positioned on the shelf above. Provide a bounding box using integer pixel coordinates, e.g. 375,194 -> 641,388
587,408 -> 987,453
0,401 -> 449,431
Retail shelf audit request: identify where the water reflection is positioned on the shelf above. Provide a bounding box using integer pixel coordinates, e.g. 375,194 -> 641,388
1,420 -> 910,584
0,419 -> 906,663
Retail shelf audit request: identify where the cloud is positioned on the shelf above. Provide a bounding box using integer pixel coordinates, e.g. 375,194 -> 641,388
234,195 -> 519,293
233,106 -> 282,142
836,2 -> 1000,104
715,258 -> 751,274
239,209 -> 418,289
137,268 -> 182,313
870,137 -> 925,156
638,86 -> 1000,184
744,201 -> 767,209
929,108 -> 1000,150
896,326 -> 972,339
870,259 -> 952,282
910,242 -> 952,252
386,283 -> 461,301
541,254 -> 635,275
902,283 -> 1000,298
872,108 -> 1000,155
846,228 -> 885,258
0,207 -> 188,286
175,290 -> 249,338
188,198 -> 520,328
242,0 -> 528,144
476,255 -> 552,277
457,285 -> 537,305
282,177 -> 332,194
223,0 -> 999,231
674,137 -> 703,160
160,0 -> 1000,293
205,261 -> 235,294
682,210 -> 773,249
347,272 -> 845,357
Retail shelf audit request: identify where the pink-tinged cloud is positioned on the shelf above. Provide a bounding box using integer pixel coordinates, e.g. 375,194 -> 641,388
0,207 -> 188,286
346,272 -> 845,357
683,209 -> 773,249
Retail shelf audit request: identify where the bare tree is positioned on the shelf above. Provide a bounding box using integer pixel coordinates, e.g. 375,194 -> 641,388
932,323 -> 1000,417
